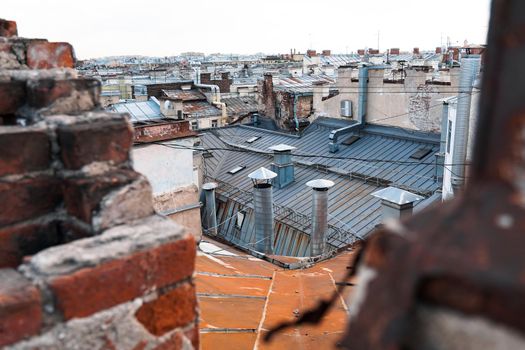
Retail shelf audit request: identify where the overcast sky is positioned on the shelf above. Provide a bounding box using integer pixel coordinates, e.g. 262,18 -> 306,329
3,0 -> 492,59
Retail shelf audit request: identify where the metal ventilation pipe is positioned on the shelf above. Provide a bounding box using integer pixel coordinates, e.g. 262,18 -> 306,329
306,179 -> 335,256
371,186 -> 424,222
248,167 -> 277,254
358,66 -> 369,124
451,56 -> 481,191
202,182 -> 218,236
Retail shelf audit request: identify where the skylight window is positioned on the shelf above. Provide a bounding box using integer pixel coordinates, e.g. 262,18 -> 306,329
227,166 -> 246,175
246,136 -> 260,144
410,147 -> 433,160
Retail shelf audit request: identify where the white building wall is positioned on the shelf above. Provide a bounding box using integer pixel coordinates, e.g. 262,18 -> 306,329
132,139 -> 195,196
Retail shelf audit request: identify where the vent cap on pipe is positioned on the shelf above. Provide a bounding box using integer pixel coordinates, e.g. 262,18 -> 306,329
371,187 -> 423,205
268,144 -> 297,152
202,182 -> 218,190
306,179 -> 335,190
248,167 -> 277,181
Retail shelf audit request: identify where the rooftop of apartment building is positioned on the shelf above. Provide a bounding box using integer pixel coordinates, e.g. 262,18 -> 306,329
200,118 -> 442,256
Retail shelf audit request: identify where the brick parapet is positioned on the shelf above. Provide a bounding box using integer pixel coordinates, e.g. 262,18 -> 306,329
0,18 -> 198,349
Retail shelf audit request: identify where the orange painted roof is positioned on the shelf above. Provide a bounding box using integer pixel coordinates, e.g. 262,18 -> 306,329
196,239 -> 358,349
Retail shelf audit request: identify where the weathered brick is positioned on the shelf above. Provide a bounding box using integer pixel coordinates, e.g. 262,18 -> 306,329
94,175 -> 154,231
48,233 -> 195,320
0,220 -> 60,268
0,80 -> 26,115
0,19 -> 18,38
26,42 -> 75,69
152,332 -> 183,350
0,269 -> 42,347
0,176 -> 61,226
184,325 -> 199,350
57,117 -> 133,169
135,283 -> 197,336
62,170 -> 140,224
0,126 -> 50,176
26,78 -> 100,114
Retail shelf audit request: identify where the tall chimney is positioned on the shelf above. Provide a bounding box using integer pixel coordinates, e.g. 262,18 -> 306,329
451,56 -> 481,192
358,66 -> 369,124
306,179 -> 335,256
371,187 -> 423,221
202,182 -> 218,236
248,167 -> 277,254
269,144 -> 296,189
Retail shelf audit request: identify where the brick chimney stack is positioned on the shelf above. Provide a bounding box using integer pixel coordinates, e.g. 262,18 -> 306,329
0,18 -> 198,349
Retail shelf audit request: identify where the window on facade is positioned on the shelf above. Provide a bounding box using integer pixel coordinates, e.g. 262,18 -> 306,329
211,119 -> 218,128
191,121 -> 198,130
177,110 -> 183,119
447,120 -> 453,154
236,211 -> 246,229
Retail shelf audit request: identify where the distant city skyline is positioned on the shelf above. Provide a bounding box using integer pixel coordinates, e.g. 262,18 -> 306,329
4,0 -> 491,59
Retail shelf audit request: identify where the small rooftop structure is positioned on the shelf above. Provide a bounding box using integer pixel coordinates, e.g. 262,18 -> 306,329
306,179 -> 335,190
371,186 -> 424,205
202,182 -> 218,190
371,186 -> 424,221
248,167 -> 277,181
268,144 -> 297,152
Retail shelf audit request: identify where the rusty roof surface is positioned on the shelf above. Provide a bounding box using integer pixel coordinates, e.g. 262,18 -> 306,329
183,101 -> 222,118
196,238 -> 358,349
223,96 -> 258,116
162,89 -> 206,101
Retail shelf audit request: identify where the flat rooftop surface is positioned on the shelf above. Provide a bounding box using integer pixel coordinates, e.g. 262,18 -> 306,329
196,239 -> 358,349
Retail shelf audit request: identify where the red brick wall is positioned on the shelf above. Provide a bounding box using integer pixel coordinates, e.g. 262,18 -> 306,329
200,72 -> 232,93
0,18 -> 198,349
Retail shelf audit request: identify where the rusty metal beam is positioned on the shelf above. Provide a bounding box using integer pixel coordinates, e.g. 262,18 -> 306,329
341,1 -> 525,348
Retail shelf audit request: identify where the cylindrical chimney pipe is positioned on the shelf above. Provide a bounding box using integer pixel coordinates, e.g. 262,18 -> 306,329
306,179 -> 335,256
451,56 -> 481,191
248,167 -> 277,254
202,182 -> 218,236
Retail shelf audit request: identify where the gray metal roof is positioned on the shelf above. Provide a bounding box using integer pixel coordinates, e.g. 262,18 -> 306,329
274,74 -> 335,94
110,100 -> 161,122
201,118 -> 442,252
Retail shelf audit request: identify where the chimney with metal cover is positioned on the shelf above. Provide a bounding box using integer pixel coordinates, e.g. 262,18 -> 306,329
371,186 -> 424,221
202,182 -> 218,236
248,167 -> 277,254
306,179 -> 335,256
269,144 -> 296,189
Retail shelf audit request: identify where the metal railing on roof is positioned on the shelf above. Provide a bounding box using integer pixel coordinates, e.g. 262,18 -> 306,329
205,176 -> 361,250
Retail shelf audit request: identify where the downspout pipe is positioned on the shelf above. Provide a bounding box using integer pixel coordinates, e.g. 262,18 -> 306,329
451,56 -> 481,191
293,94 -> 299,131
328,65 -> 368,153
435,100 -> 449,181
357,65 -> 369,124
202,183 -> 218,236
